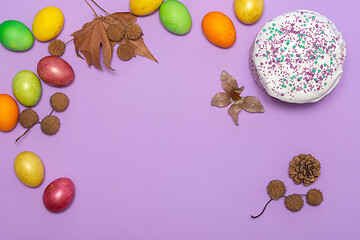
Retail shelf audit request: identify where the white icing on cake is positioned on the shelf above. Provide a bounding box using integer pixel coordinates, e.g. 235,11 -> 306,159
250,10 -> 346,103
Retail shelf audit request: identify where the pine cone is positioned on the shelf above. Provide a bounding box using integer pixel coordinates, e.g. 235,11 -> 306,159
289,154 -> 321,186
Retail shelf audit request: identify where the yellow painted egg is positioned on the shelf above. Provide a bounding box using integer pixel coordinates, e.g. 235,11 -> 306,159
234,0 -> 264,24
130,0 -> 163,16
32,6 -> 64,42
14,151 -> 44,187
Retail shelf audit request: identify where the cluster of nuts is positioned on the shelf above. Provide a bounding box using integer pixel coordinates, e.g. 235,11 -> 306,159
106,22 -> 143,61
16,92 -> 69,143
273,180 -> 322,211
251,154 -> 323,218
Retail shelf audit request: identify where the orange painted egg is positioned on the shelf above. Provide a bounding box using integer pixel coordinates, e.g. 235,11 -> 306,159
202,11 -> 236,48
0,94 -> 19,132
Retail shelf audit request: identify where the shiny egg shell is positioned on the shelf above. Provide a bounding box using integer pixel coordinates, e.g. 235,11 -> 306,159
37,56 -> 74,87
14,151 -> 44,187
202,11 -> 236,48
0,94 -> 19,132
43,177 -> 75,213
234,0 -> 264,24
12,70 -> 42,107
0,20 -> 34,51
159,0 -> 192,35
32,6 -> 64,42
130,0 -> 163,16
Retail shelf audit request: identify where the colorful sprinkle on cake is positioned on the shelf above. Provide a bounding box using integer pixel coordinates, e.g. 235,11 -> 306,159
250,10 -> 346,103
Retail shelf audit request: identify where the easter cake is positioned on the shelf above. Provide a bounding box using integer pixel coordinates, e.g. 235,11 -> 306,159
249,10 -> 346,103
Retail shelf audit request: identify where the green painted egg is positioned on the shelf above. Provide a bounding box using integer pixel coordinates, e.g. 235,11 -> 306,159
159,0 -> 192,35
12,70 -> 42,107
0,20 -> 34,51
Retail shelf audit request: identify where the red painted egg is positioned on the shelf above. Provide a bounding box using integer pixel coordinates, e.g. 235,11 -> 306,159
37,56 -> 74,87
43,177 -> 75,213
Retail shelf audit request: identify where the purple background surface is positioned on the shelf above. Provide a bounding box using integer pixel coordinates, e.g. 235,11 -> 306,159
1,0 -> 359,239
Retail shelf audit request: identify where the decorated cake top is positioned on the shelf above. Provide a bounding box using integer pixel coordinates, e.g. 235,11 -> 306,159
252,10 -> 346,103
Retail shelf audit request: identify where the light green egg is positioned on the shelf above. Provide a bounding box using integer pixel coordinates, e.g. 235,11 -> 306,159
159,0 -> 192,35
0,20 -> 34,51
12,70 -> 42,107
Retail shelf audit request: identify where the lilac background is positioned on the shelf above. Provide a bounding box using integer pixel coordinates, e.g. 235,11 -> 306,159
0,0 -> 359,239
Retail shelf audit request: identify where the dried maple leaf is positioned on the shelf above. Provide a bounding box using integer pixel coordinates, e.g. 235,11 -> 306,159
72,18 -> 113,70
71,1 -> 157,70
211,71 -> 264,126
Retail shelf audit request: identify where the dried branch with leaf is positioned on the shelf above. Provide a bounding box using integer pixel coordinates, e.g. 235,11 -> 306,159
67,0 -> 157,70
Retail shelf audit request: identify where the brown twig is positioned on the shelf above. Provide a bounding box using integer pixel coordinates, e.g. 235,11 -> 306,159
65,39 -> 73,45
15,121 -> 42,143
64,0 -> 102,45
251,198 -> 273,219
15,128 -> 31,143
91,0 -> 110,15
84,0 -> 99,17
91,0 -> 125,26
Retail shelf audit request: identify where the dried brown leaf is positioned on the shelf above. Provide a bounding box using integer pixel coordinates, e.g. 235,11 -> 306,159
228,103 -> 242,126
82,51 -> 94,66
73,22 -> 95,60
92,21 -> 113,70
107,12 -> 137,26
212,70 -> 265,126
242,96 -> 264,113
128,38 -> 158,63
211,93 -> 232,108
110,34 -> 157,63
72,18 -> 114,70
71,11 -> 157,70
221,71 -> 238,93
